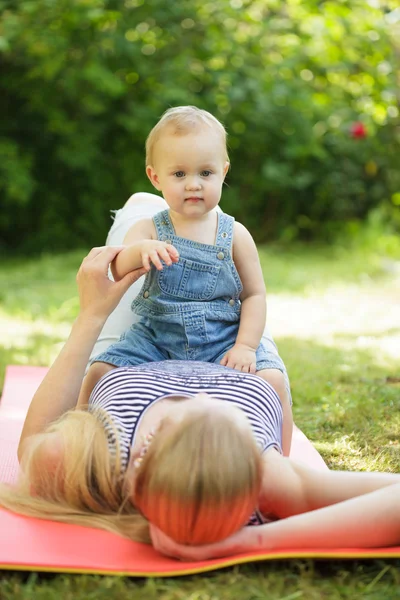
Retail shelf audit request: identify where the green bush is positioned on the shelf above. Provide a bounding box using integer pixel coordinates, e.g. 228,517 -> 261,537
0,0 -> 399,251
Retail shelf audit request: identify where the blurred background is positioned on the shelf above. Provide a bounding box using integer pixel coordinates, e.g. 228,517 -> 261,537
1,0 -> 399,253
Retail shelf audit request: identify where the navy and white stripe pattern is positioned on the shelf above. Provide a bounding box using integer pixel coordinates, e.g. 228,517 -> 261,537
89,361 -> 283,526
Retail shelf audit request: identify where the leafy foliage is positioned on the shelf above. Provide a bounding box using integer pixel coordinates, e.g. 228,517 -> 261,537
1,0 -> 399,251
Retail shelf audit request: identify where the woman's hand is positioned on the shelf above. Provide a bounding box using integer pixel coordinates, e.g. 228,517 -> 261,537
150,525 -> 254,561
77,246 -> 147,322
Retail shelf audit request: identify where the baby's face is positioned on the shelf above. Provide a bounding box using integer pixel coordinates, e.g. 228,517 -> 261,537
147,126 -> 229,219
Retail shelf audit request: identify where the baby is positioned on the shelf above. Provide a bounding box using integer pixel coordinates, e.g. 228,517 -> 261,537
82,106 -> 293,454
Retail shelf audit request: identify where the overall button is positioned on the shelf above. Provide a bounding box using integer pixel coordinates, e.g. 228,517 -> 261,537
217,251 -> 225,260
143,290 -> 149,298
164,239 -> 172,244
221,232 -> 228,238
228,298 -> 235,306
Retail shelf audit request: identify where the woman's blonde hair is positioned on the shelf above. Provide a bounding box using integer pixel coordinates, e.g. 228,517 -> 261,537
0,411 -> 150,543
0,406 -> 262,546
145,105 -> 229,166
134,408 -> 262,545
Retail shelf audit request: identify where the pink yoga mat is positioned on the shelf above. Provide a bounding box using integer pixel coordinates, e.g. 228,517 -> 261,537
0,365 -> 399,576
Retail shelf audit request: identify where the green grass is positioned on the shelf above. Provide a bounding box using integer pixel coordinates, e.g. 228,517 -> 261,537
2,562 -> 400,599
1,240 -> 400,599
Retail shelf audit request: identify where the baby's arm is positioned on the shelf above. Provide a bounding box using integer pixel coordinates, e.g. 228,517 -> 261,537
111,218 -> 179,281
220,222 -> 266,372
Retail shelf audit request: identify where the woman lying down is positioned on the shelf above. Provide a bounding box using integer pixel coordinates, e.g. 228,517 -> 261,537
1,244 -> 399,560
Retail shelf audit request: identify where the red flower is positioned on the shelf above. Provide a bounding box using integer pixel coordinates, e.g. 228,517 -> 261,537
350,121 -> 367,139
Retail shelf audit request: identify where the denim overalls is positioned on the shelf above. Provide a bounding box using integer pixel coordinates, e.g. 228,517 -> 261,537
94,209 -> 283,371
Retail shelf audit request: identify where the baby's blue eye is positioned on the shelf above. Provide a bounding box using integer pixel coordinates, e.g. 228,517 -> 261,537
174,171 -> 185,178
201,170 -> 212,177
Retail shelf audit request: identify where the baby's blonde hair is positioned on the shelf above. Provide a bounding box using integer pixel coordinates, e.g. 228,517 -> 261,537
134,408 -> 262,545
145,106 -> 229,166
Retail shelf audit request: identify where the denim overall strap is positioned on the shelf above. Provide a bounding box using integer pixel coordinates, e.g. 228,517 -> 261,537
153,210 -> 175,241
215,212 -> 235,249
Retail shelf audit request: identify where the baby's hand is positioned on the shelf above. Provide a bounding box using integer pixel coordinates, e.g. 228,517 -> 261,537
220,343 -> 257,373
140,240 -> 179,271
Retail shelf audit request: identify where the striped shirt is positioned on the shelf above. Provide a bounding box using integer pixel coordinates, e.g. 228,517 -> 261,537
89,361 -> 283,525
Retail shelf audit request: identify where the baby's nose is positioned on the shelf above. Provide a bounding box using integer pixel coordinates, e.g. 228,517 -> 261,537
185,176 -> 201,189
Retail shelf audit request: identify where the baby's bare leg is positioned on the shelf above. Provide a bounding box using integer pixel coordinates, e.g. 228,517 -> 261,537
77,362 -> 116,408
256,368 -> 293,457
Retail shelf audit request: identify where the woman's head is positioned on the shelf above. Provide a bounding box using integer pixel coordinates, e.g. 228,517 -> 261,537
0,398 -> 261,547
24,411 -> 125,510
133,396 -> 262,545
0,410 -> 150,543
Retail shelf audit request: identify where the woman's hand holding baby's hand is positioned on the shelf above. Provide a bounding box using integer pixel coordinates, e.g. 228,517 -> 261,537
77,246 -> 147,322
140,240 -> 179,271
220,343 -> 257,373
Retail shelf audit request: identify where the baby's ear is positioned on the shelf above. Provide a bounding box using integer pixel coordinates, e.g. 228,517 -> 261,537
223,162 -> 230,178
146,165 -> 161,190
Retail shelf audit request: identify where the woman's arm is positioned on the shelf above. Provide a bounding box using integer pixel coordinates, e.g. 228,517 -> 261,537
292,459 -> 400,512
151,483 -> 400,560
260,451 -> 400,519
18,246 -> 146,461
18,316 -> 104,461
